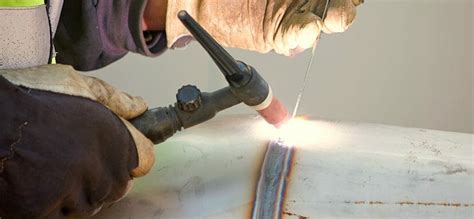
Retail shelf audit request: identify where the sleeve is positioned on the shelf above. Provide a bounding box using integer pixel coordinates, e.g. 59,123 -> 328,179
53,0 -> 168,71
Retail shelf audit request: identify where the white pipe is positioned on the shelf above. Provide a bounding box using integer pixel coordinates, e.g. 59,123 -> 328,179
96,115 -> 473,218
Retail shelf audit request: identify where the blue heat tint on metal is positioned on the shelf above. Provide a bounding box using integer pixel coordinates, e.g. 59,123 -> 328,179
252,140 -> 295,219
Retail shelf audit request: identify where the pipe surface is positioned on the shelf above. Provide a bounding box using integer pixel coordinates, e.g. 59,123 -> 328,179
96,115 -> 473,219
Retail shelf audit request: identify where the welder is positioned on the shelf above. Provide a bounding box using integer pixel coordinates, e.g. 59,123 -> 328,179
0,0 -> 363,218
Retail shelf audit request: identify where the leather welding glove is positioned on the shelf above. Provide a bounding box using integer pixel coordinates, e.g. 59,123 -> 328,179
0,64 -> 155,177
0,65 -> 154,218
166,0 -> 364,56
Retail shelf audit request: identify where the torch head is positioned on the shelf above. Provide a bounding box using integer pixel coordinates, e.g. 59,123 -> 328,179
247,77 -> 289,127
178,10 -> 289,128
255,95 -> 289,128
227,61 -> 289,128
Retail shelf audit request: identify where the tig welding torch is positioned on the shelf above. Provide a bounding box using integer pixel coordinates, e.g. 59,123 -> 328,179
131,11 -> 288,144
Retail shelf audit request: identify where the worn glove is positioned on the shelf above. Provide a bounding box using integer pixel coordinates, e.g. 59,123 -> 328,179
166,0 -> 364,56
0,65 -> 154,218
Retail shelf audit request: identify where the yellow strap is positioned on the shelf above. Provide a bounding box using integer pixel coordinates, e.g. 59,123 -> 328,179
0,0 -> 44,7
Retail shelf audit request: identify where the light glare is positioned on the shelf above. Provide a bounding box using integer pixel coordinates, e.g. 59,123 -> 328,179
255,117 -> 341,149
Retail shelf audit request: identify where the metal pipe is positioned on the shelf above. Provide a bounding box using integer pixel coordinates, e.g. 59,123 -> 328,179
97,116 -> 474,218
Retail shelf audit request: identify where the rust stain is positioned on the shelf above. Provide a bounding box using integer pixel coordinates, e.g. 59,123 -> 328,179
415,202 -> 462,207
397,201 -> 415,205
342,200 -> 472,208
345,200 -> 385,205
241,202 -> 256,219
282,211 -> 309,219
398,201 -> 469,207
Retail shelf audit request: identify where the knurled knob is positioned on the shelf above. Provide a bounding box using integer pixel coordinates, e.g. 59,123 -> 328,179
176,85 -> 202,112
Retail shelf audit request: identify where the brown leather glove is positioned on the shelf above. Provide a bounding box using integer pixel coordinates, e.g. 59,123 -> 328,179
166,0 -> 364,56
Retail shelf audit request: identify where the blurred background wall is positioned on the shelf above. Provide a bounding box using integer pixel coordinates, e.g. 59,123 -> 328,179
86,0 -> 473,133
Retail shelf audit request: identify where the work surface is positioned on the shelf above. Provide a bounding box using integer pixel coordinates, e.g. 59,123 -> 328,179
96,115 -> 473,218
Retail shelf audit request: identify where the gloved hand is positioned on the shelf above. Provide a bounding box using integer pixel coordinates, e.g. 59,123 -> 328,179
0,65 -> 154,218
166,0 -> 364,56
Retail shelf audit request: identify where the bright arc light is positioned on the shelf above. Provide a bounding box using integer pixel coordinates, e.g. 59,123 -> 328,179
255,117 -> 341,149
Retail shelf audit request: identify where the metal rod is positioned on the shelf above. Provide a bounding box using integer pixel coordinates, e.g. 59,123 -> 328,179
290,0 -> 330,119
290,39 -> 319,119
